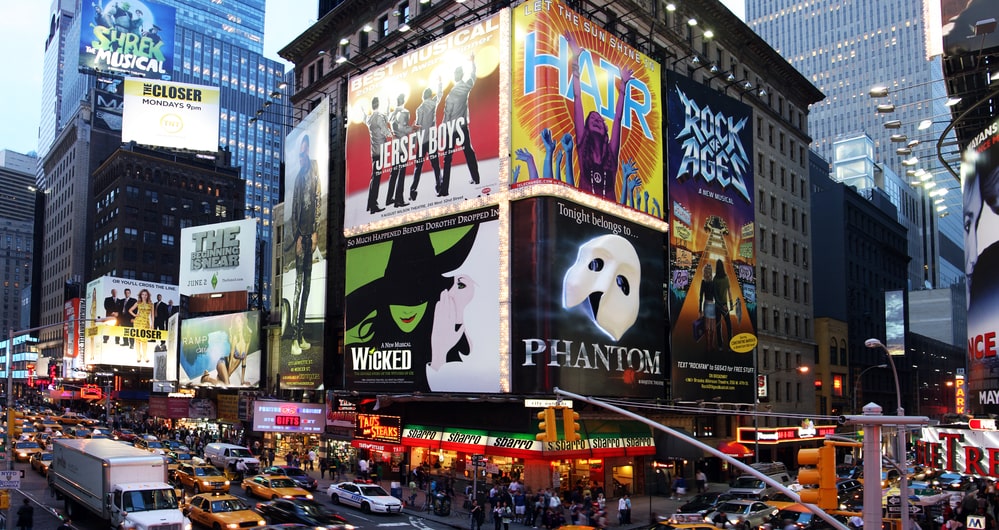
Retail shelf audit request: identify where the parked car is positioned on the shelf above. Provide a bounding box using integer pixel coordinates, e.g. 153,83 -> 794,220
183,493 -> 265,529
327,482 -> 403,514
262,466 -> 318,491
254,498 -> 349,528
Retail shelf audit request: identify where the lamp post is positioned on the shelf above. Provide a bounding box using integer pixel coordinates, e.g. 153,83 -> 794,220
853,364 -> 888,414
865,338 -> 909,530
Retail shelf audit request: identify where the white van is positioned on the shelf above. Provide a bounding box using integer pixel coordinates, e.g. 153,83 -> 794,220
203,443 -> 260,473
726,462 -> 794,500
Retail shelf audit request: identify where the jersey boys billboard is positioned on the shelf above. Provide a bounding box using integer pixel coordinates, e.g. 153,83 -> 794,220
344,207 -> 501,393
510,197 -> 665,398
81,0 -> 176,79
343,13 -> 504,230
511,0 -> 664,219
666,71 -> 757,404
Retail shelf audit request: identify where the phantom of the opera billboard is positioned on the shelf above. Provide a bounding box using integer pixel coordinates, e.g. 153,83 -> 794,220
510,197 -> 665,397
80,0 -> 176,79
280,97 -> 330,390
344,207 -> 501,393
666,71 -> 757,404
511,1 -> 664,219
122,78 -> 220,151
963,114 -> 999,415
342,13 -> 504,230
179,219 -> 258,296
84,276 -> 179,368
179,311 -> 261,388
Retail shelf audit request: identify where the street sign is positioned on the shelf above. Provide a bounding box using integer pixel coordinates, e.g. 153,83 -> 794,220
524,399 -> 572,408
0,470 -> 21,489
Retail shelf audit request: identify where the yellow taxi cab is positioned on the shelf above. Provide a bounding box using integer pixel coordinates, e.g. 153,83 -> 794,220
646,521 -> 717,530
175,463 -> 231,494
183,493 -> 265,529
241,475 -> 313,500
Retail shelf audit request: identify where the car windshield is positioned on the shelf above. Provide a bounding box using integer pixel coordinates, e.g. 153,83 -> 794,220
778,510 -> 812,524
732,478 -> 764,489
175,453 -> 193,460
211,499 -> 249,512
298,500 -> 327,516
716,503 -> 751,514
231,448 -> 252,458
123,489 -> 179,512
195,467 -> 223,477
147,441 -> 164,448
270,478 -> 297,488
359,485 -> 390,496
41,454 -> 53,461
17,442 -> 39,449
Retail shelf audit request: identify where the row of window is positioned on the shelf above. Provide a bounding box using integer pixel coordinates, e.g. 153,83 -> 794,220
759,306 -> 811,340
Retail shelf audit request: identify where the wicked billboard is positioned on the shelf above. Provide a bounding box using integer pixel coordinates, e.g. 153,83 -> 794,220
342,12 -> 505,230
511,0 -> 664,219
80,0 -> 176,79
666,71 -> 757,404
510,197 -> 665,398
344,206 -> 501,393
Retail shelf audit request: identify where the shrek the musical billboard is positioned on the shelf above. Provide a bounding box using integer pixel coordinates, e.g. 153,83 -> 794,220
80,0 -> 176,79
666,71 -> 757,404
510,197 -> 665,397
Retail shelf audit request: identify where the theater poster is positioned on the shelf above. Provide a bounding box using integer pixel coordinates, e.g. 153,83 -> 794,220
344,207 -> 501,393
178,311 -> 261,389
342,13 -> 506,230
666,71 -> 757,404
512,0 -> 664,219
80,0 -> 176,79
83,276 -> 179,368
510,197 -> 665,398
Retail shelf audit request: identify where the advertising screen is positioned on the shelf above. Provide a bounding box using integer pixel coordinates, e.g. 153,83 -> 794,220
84,276 -> 179,368
344,206 -> 501,393
510,197 -> 665,397
666,71 -> 757,404
511,1 -> 663,219
280,98 -> 330,390
122,78 -> 220,151
178,311 -> 260,388
179,219 -> 258,295
252,401 -> 325,433
963,114 -> 999,415
80,0 -> 176,79
343,13 -> 504,229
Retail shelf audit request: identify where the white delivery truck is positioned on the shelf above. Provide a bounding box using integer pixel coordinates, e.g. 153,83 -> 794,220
49,438 -> 191,530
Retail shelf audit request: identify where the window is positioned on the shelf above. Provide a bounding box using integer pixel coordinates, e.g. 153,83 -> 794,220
124,227 -> 138,239
126,186 -> 139,199
161,234 -> 175,246
379,15 -> 389,38
143,231 -> 158,244
760,266 -> 768,291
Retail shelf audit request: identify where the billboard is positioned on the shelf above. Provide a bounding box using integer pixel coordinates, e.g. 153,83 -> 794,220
344,207 -> 501,392
84,276 -> 179,368
80,0 -> 176,79
178,311 -> 261,388
343,13 -> 504,229
95,79 -> 124,132
666,71 -> 757,404
279,98 -> 330,390
122,78 -> 221,151
942,0 -> 999,57
252,401 -> 325,433
179,219 -> 258,295
510,197 -> 665,397
962,114 -> 999,415
511,1 -> 664,219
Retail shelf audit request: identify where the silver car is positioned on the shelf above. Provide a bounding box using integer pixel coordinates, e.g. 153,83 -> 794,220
705,500 -> 779,528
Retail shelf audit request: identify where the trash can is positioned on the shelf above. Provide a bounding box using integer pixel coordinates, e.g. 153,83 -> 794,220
390,481 -> 402,500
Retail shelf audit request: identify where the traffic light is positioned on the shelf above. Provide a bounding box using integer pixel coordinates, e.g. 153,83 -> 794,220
797,442 -> 838,510
562,407 -> 581,442
536,407 -> 557,442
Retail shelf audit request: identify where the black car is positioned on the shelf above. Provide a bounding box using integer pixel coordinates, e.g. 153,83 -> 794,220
676,491 -> 737,515
254,498 -> 349,529
262,466 -> 319,491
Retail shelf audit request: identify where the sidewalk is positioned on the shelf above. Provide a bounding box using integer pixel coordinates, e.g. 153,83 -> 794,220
300,466 -> 724,530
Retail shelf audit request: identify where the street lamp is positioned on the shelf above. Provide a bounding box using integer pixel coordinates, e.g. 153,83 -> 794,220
864,338 -> 908,530
853,364 -> 888,414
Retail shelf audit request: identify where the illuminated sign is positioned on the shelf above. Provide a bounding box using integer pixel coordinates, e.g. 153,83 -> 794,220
736,425 -> 838,444
355,414 -> 402,444
122,78 -> 220,151
252,401 -> 324,433
956,375 -> 966,415
179,219 -> 258,295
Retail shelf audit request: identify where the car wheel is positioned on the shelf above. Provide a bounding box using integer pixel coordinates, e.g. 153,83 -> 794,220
330,494 -> 340,505
195,484 -> 201,494
272,495 -> 278,500
361,502 -> 371,514
214,524 -> 222,530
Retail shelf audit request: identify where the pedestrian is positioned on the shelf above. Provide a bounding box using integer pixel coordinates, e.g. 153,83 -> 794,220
320,457 -> 328,479
308,448 -> 317,471
236,458 -> 248,481
695,470 -> 707,493
471,499 -> 484,530
17,499 -> 34,530
622,494 -> 632,524
617,496 -> 627,526
56,517 -> 72,530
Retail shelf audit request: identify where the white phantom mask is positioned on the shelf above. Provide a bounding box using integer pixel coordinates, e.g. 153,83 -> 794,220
562,234 -> 641,341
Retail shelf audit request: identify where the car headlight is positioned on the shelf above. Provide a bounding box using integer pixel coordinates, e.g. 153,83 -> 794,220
283,495 -> 293,499
306,494 -> 313,500
224,481 -> 230,486
227,524 -> 239,529
257,521 -> 266,527
202,481 -> 211,486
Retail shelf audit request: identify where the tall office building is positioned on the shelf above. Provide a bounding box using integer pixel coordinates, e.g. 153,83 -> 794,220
747,0 -> 964,291
35,0 -> 285,355
0,152 -> 37,338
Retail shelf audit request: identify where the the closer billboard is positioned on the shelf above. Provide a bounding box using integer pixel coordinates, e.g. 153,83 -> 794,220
178,311 -> 261,389
84,276 -> 179,368
343,13 -> 504,230
179,219 -> 258,296
122,78 -> 221,151
962,114 -> 999,416
511,1 -> 664,219
666,71 -> 757,404
80,0 -> 176,79
510,197 -> 665,398
344,206 -> 501,393
279,98 -> 330,390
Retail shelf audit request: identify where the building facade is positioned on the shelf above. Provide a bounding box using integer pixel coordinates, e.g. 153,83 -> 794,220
0,152 -> 38,338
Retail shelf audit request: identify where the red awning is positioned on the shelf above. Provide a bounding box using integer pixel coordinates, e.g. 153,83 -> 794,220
718,441 -> 754,457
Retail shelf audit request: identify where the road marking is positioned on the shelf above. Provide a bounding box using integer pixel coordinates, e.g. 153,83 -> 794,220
376,523 -> 411,527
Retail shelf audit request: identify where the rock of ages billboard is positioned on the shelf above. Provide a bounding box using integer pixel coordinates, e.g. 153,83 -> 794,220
342,13 -> 504,230
511,0 -> 664,219
510,197 -> 665,398
963,115 -> 999,414
344,207 -> 500,393
81,0 -> 176,79
666,71 -> 757,404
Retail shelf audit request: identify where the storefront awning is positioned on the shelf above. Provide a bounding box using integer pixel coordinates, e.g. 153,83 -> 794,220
401,425 -> 443,449
718,441 -> 754,457
351,439 -> 406,453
